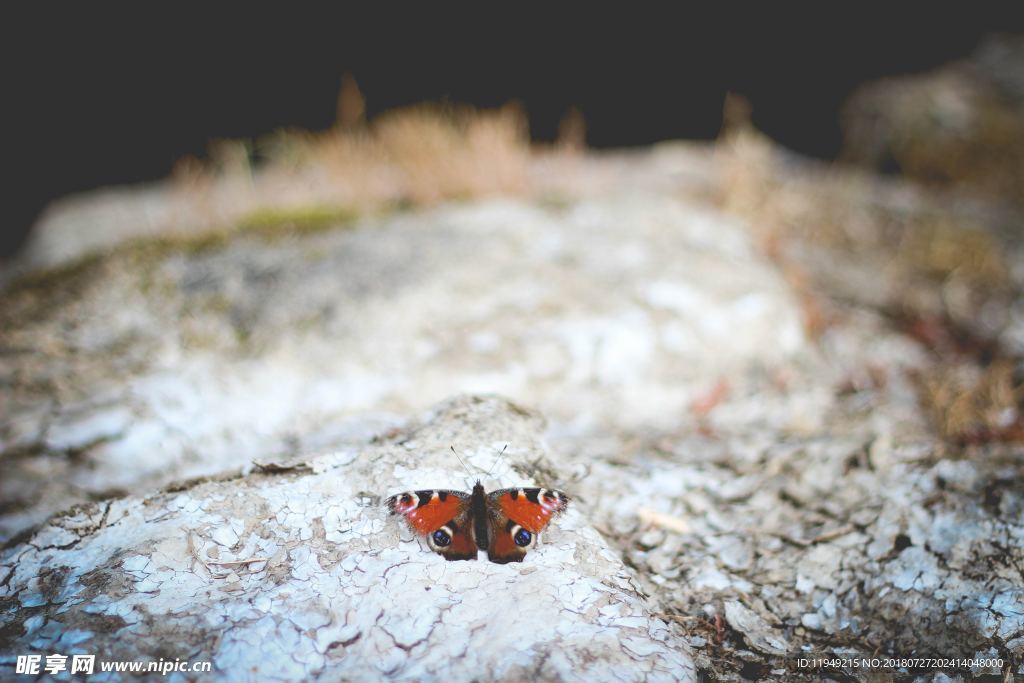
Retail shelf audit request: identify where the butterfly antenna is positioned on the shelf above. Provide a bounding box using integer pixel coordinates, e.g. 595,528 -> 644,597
485,444 -> 509,479
450,445 -> 476,479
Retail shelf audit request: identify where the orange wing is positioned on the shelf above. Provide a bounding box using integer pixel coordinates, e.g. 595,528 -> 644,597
386,489 -> 478,561
486,488 -> 568,563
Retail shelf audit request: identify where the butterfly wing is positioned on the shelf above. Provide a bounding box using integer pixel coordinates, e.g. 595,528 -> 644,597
485,487 -> 569,564
386,489 -> 478,560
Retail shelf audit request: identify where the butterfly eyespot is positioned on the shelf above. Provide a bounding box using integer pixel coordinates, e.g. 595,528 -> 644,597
432,529 -> 452,547
390,493 -> 418,512
514,528 -> 532,547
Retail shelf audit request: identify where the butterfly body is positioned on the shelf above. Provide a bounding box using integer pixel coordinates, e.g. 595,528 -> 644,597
386,481 -> 569,563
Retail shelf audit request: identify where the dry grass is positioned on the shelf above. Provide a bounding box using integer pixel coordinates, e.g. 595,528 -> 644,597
841,69 -> 1024,206
717,114 -> 1015,317
920,361 -> 1024,444
893,216 -> 1010,292
716,104 -> 1023,444
11,81 -> 589,296
169,80 -> 532,239
366,103 -> 529,203
269,101 -> 530,207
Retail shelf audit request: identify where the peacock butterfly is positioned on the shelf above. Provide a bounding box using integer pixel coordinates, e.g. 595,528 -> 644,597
386,446 -> 569,564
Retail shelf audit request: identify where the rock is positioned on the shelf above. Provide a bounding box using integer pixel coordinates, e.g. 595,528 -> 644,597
841,34 -> 1024,205
4,86 -> 1024,679
723,601 -> 789,656
0,189 -> 805,544
0,396 -> 696,682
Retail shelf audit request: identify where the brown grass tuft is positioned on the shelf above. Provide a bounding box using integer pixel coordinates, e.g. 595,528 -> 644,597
161,97 -> 532,243
716,106 -> 1023,446
261,101 -> 530,208
556,107 -> 587,154
919,361 -> 1024,445
336,73 -> 366,129
370,103 -> 529,204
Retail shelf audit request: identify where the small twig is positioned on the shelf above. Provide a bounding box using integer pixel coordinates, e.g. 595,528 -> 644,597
637,507 -> 691,534
252,461 -> 313,474
186,529 -> 212,579
654,612 -> 703,623
146,511 -> 176,525
186,529 -> 268,579
784,523 -> 857,547
206,558 -> 269,566
810,524 -> 856,544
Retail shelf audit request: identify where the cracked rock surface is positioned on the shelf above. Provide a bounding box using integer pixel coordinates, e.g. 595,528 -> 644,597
3,63 -> 1024,677
0,189 -> 802,543
0,395 -> 695,681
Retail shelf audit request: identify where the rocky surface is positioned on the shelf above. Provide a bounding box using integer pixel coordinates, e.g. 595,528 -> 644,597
3,59 -> 1024,679
0,185 -> 805,544
841,34 -> 1024,206
0,396 -> 696,681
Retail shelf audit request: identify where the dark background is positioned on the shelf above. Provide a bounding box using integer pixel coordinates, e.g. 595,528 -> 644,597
5,11 -> 1022,259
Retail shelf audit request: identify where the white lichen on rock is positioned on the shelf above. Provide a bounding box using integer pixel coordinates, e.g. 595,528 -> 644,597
0,396 -> 696,682
3,115 -> 1023,680
0,190 -> 805,544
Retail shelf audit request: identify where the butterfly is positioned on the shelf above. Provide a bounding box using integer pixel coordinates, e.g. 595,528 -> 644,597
386,481 -> 569,564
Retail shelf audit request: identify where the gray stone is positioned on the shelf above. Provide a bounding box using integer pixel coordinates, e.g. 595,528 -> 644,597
0,396 -> 696,682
